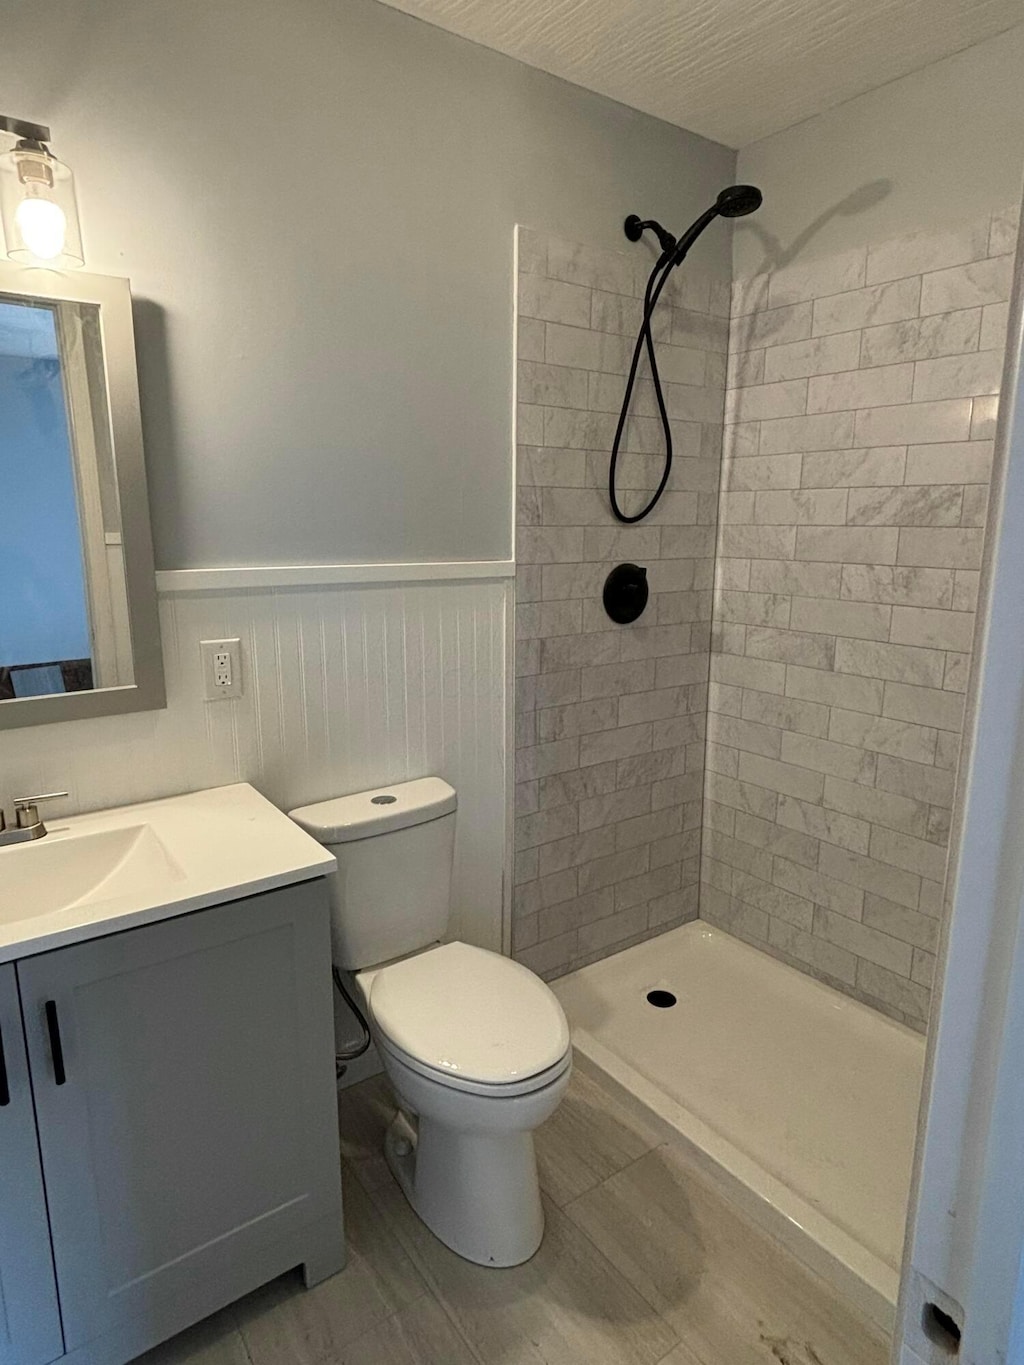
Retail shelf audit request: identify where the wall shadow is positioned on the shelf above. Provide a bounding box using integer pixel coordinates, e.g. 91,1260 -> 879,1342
734,179 -> 894,277
131,298 -> 180,572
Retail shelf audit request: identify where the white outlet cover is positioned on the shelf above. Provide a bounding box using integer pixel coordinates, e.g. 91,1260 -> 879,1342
200,638 -> 243,700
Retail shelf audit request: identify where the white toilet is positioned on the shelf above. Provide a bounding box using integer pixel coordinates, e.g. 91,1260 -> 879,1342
289,776 -> 571,1267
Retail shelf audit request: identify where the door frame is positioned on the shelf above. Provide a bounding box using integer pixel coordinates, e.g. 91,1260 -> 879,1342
896,199 -> 1024,1364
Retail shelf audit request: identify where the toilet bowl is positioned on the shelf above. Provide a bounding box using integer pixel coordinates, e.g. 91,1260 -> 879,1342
289,779 -> 571,1267
361,942 -> 571,1265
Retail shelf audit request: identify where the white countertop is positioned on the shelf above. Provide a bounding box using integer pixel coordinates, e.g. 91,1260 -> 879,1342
0,783 -> 336,963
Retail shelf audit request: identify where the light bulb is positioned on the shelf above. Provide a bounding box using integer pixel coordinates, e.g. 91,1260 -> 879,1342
14,195 -> 67,260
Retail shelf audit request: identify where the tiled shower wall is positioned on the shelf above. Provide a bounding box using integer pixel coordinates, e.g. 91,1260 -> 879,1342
513,227 -> 730,979
702,205 -> 1019,1030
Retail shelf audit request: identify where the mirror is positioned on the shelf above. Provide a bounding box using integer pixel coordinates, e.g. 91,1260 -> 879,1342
0,263 -> 164,728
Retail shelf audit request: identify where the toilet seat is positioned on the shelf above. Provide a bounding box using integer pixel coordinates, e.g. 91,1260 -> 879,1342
376,1032 -> 572,1098
361,940 -> 571,1091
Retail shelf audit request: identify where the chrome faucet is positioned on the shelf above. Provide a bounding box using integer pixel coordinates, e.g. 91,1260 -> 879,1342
0,792 -> 69,846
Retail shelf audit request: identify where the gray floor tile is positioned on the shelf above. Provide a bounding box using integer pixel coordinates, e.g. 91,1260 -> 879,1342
235,1174 -> 428,1365
655,1345 -> 706,1365
564,1144 -> 890,1365
336,1073 -> 399,1192
334,1296 -> 481,1365
359,1164 -> 679,1365
132,1310 -> 249,1365
534,1065 -> 664,1206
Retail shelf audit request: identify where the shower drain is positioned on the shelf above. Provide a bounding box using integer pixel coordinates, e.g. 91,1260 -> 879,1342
646,989 -> 677,1008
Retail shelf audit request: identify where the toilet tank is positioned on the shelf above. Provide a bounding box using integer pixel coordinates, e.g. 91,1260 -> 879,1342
289,777 -> 456,970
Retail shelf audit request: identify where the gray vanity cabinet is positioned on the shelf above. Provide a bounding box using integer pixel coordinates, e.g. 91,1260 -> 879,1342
0,964 -> 64,1365
12,880 -> 344,1365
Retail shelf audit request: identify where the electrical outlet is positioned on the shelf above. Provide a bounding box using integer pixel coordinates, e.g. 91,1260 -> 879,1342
200,638 -> 242,700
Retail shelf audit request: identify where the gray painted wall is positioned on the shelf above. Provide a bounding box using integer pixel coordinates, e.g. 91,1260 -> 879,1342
0,0 -> 733,569
734,26 -> 1024,276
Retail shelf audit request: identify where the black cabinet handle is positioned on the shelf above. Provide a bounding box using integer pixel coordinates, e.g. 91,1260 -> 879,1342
44,1001 -> 66,1086
0,1023 -> 9,1106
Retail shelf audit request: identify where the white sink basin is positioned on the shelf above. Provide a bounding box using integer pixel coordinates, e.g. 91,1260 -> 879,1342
0,824 -> 185,923
0,784 -> 335,962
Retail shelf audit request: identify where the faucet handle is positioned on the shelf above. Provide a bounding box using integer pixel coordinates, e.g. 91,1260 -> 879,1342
13,792 -> 68,829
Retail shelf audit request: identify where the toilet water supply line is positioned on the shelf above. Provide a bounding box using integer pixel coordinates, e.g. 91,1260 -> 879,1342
333,966 -> 372,1072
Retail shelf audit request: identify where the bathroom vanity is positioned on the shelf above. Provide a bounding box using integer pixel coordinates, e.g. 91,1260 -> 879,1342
0,784 -> 344,1365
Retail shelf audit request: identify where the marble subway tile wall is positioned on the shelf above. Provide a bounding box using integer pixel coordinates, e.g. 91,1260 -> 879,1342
514,227 -> 730,978
703,205 -> 1020,1030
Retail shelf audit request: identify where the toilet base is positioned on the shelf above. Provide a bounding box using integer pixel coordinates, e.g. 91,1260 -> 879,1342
384,1108 -> 545,1267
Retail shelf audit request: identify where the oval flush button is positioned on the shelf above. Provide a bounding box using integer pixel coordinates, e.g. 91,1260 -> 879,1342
603,563 -> 649,624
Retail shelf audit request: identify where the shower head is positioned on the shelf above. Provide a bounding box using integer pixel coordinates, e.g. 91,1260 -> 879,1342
716,184 -> 763,218
664,183 -> 763,268
624,184 -> 763,270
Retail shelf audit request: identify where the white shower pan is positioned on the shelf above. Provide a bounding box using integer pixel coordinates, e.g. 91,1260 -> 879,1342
552,921 -> 926,1331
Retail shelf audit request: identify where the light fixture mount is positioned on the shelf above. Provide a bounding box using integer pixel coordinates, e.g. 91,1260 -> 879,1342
0,115 -> 51,144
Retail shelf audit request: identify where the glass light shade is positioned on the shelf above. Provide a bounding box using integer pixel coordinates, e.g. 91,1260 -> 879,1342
0,145 -> 83,268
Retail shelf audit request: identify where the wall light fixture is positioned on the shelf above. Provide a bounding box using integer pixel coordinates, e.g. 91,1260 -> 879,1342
0,115 -> 83,268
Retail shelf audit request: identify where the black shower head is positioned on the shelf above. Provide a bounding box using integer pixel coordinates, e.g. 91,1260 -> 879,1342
625,181 -> 764,277
624,184 -> 763,266
660,183 -> 763,267
716,184 -> 763,218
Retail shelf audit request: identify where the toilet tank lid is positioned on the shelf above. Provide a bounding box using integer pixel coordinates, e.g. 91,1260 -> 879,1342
289,776 -> 456,844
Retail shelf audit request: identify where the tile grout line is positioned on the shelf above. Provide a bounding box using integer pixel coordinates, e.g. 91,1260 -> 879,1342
557,1145 -> 686,1352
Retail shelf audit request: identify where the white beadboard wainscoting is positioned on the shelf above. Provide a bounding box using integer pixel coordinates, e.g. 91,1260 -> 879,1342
2,575 -> 510,954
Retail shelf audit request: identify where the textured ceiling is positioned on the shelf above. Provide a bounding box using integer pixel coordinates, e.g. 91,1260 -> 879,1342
372,0 -> 1022,147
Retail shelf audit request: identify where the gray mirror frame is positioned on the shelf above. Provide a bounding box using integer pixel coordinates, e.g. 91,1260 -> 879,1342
0,263 -> 165,729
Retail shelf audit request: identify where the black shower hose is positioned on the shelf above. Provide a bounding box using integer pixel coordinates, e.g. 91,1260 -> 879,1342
608,250 -> 679,523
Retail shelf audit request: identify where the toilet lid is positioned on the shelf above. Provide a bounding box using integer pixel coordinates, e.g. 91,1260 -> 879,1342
366,941 -> 570,1085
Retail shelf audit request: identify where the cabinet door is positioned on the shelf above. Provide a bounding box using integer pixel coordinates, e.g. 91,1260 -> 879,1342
0,962 -> 64,1365
19,882 -> 342,1356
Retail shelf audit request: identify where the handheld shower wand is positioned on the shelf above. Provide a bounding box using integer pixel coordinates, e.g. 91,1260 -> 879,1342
610,185 -> 762,524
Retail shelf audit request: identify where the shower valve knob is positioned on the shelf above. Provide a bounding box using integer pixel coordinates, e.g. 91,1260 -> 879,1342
603,563 -> 649,625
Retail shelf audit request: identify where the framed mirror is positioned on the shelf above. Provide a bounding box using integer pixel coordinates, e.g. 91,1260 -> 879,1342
0,262 -> 164,728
